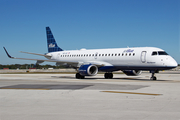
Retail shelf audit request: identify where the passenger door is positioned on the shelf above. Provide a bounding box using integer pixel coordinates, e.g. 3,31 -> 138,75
141,51 -> 146,63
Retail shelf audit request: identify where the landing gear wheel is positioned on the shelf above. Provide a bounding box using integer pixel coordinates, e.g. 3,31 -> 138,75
150,72 -> 157,80
76,73 -> 80,79
104,73 -> 109,79
150,76 -> 157,80
80,75 -> 85,79
76,73 -> 85,79
109,73 -> 113,79
104,73 -> 113,79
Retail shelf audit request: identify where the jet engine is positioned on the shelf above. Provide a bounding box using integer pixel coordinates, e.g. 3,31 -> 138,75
123,70 -> 142,76
78,64 -> 98,76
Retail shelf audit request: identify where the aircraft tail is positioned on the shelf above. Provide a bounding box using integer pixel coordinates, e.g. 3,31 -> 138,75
46,27 -> 63,52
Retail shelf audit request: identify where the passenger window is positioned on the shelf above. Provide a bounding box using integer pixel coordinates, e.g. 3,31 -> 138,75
122,53 -> 124,56
152,52 -> 157,56
133,53 -> 135,56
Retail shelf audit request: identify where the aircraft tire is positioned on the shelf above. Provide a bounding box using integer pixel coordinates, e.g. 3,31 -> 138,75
104,73 -> 109,79
76,73 -> 85,79
150,77 -> 157,80
104,73 -> 113,79
76,73 -> 81,79
109,73 -> 113,79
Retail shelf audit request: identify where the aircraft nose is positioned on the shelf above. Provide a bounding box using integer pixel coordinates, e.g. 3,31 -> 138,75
169,58 -> 178,67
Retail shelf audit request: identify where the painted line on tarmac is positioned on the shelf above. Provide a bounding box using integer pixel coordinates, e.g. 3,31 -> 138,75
102,91 -> 162,96
0,88 -> 50,90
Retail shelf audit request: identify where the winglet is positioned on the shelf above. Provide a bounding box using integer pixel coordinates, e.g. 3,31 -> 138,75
3,47 -> 14,58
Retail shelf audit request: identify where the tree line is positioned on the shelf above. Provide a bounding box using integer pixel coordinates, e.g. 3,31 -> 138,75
0,64 -> 65,69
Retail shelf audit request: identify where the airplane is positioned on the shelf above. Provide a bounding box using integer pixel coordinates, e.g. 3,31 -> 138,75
3,27 -> 178,80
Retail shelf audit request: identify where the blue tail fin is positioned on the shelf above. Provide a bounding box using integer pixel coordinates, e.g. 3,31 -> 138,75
46,27 -> 63,52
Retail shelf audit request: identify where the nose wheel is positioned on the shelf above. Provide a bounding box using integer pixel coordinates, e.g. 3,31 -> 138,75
150,73 -> 157,80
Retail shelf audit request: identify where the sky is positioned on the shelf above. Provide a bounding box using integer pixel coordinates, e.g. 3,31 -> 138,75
0,0 -> 179,65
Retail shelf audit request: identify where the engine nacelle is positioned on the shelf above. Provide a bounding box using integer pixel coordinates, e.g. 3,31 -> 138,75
78,64 -> 98,76
123,70 -> 142,76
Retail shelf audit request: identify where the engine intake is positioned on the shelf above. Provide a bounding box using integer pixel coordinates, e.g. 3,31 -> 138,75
123,70 -> 142,76
78,64 -> 98,76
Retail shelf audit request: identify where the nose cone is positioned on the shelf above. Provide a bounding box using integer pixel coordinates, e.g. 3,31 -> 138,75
169,57 -> 178,68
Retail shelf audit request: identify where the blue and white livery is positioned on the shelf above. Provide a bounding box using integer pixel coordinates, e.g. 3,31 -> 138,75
4,27 -> 178,80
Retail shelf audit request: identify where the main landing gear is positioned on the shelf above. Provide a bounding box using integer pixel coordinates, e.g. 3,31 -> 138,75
104,73 -> 113,79
76,73 -> 85,79
76,73 -> 113,79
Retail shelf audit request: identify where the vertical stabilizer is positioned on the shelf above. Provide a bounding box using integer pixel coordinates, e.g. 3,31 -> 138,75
46,27 -> 63,52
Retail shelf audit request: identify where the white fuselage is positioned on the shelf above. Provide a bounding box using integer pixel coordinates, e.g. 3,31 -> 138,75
46,47 -> 177,72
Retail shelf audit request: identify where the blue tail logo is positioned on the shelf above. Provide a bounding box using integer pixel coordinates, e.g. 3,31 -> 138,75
46,27 -> 63,52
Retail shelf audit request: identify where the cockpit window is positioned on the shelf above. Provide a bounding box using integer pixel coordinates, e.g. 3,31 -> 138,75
152,51 -> 157,56
158,51 -> 168,55
152,51 -> 168,56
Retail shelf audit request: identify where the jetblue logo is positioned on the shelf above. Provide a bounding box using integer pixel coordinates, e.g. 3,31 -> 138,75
123,49 -> 134,53
49,43 -> 55,48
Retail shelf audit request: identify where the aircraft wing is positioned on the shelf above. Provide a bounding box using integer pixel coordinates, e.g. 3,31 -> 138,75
3,47 -> 77,64
4,47 -> 112,67
20,51 -> 51,57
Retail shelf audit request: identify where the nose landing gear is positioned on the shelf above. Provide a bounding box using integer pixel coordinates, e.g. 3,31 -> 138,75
150,73 -> 157,80
150,71 -> 158,80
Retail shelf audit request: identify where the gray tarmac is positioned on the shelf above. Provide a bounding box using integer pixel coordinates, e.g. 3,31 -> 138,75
0,71 -> 180,120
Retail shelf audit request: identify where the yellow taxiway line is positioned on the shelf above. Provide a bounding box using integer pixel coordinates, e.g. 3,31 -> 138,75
102,91 -> 162,96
